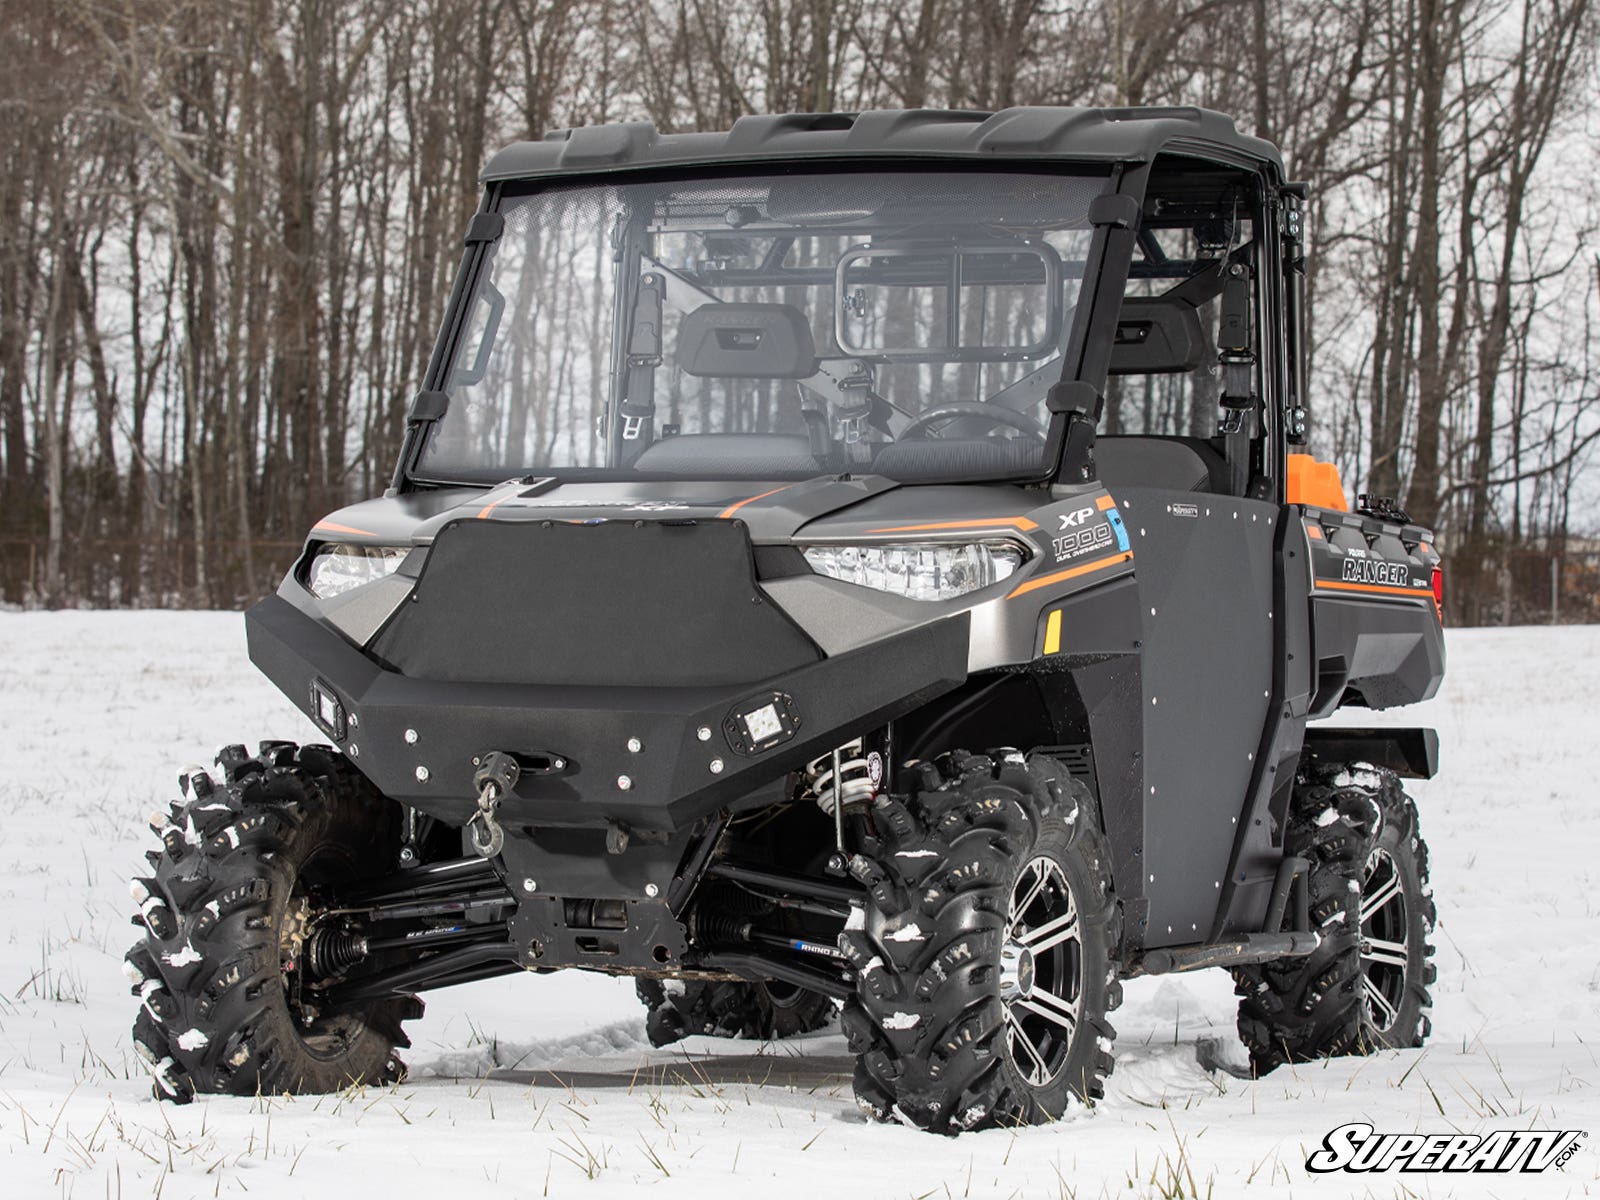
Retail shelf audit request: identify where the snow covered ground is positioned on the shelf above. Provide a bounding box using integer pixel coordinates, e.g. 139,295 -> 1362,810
0,613 -> 1595,1199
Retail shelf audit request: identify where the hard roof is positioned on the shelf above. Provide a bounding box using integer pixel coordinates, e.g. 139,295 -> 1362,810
481,106 -> 1285,183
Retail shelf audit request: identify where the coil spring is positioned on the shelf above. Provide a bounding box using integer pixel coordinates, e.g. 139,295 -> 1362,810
803,738 -> 877,815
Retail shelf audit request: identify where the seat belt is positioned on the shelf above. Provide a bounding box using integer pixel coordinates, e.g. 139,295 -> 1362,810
618,273 -> 664,457
1216,262 -> 1261,497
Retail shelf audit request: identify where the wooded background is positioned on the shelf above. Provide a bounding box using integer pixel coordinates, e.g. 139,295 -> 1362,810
2,0 -> 1597,621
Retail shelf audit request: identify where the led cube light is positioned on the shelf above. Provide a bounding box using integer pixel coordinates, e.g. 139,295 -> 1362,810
309,679 -> 347,741
722,691 -> 801,755
742,703 -> 784,744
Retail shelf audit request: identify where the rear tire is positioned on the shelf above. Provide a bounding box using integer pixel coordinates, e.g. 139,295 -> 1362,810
1233,763 -> 1435,1074
126,742 -> 419,1101
839,751 -> 1119,1133
635,978 -> 835,1047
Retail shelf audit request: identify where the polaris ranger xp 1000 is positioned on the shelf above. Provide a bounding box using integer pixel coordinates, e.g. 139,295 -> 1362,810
127,106 -> 1446,1133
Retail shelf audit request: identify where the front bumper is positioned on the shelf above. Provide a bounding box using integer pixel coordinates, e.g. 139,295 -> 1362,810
246,594 -> 969,831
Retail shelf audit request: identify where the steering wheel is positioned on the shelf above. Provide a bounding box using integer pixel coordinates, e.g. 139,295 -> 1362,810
899,403 -> 1047,441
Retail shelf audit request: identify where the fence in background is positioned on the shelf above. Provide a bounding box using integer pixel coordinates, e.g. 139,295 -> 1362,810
0,537 -> 303,610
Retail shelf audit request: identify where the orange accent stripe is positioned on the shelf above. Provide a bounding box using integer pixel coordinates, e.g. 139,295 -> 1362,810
718,485 -> 793,520
313,520 -> 379,538
1315,579 -> 1434,600
477,495 -> 512,519
1095,495 -> 1117,511
1007,551 -> 1133,599
868,516 -> 1040,535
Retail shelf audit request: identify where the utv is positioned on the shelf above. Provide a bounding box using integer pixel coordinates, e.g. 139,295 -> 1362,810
127,107 -> 1445,1133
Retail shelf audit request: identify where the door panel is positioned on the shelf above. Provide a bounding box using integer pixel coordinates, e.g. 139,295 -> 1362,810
1115,487 -> 1277,948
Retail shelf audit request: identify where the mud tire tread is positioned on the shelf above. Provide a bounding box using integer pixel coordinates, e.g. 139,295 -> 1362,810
127,742 -> 417,1102
839,751 -> 1120,1133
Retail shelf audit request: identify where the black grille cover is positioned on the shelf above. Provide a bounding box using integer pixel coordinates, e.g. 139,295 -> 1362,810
372,519 -> 821,687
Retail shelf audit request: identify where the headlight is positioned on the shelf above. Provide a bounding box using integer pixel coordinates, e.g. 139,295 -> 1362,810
306,544 -> 409,599
801,541 -> 1027,601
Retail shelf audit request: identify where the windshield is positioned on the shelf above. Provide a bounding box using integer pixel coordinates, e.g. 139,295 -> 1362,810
416,168 -> 1108,484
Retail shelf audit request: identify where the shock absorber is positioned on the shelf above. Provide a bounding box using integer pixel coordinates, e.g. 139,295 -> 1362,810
803,738 -> 878,815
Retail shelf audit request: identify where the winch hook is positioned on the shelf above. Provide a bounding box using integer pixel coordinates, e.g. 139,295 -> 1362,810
467,751 -> 520,858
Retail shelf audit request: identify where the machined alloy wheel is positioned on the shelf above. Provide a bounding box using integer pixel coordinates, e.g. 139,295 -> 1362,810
1359,846 -> 1409,1034
1002,856 -> 1083,1087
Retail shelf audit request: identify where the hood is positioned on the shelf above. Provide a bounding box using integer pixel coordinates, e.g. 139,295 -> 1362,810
312,477 -> 896,546
310,474 -> 1049,548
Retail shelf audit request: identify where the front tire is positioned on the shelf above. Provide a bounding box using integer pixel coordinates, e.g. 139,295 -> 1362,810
1233,764 -> 1435,1074
126,742 -> 419,1101
839,751 -> 1119,1133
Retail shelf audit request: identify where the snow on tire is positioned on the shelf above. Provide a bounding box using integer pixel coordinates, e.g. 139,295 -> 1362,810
1233,763 -> 1436,1074
839,750 -> 1120,1134
126,741 -> 420,1101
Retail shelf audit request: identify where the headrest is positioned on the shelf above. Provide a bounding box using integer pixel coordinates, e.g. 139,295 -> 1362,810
677,303 -> 818,379
1108,296 -> 1209,374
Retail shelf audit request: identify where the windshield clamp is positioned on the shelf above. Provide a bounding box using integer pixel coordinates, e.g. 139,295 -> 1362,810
407,389 -> 449,424
463,212 -> 505,246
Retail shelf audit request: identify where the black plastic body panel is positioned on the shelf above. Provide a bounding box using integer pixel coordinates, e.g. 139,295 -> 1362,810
1308,596 -> 1445,712
246,592 -> 969,832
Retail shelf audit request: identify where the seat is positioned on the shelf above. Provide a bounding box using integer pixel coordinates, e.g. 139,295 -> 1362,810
1095,435 -> 1225,493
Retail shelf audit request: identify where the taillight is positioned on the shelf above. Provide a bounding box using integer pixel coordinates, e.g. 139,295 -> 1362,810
1430,567 -> 1444,620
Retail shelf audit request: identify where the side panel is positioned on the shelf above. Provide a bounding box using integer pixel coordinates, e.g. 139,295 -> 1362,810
1117,488 -> 1277,948
1309,598 -> 1446,711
